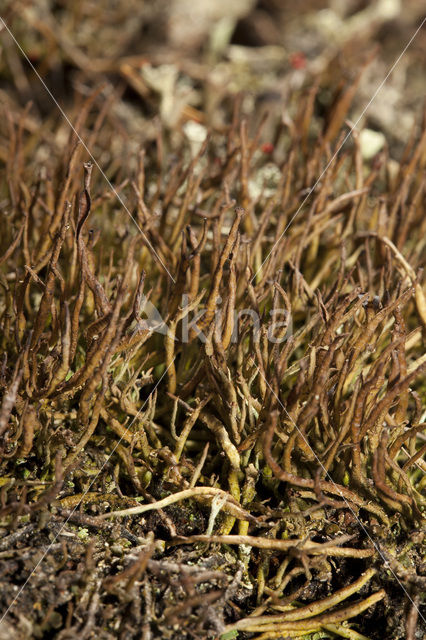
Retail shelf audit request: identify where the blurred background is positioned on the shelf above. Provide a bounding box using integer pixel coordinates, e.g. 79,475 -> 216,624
1,0 -> 425,160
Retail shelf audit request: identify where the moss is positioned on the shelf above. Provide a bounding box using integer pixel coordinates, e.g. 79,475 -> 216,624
0,3 -> 425,639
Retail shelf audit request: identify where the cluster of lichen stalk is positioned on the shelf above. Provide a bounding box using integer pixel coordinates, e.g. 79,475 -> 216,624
0,85 -> 425,639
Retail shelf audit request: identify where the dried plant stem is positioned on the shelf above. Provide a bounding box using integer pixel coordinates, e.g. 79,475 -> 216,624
97,487 -> 254,522
223,589 -> 385,633
264,412 -> 389,523
170,534 -> 374,557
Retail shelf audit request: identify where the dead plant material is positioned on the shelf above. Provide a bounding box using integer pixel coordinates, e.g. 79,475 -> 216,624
0,14 -> 425,637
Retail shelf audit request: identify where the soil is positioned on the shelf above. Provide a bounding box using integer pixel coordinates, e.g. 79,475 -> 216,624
0,2 -> 425,639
